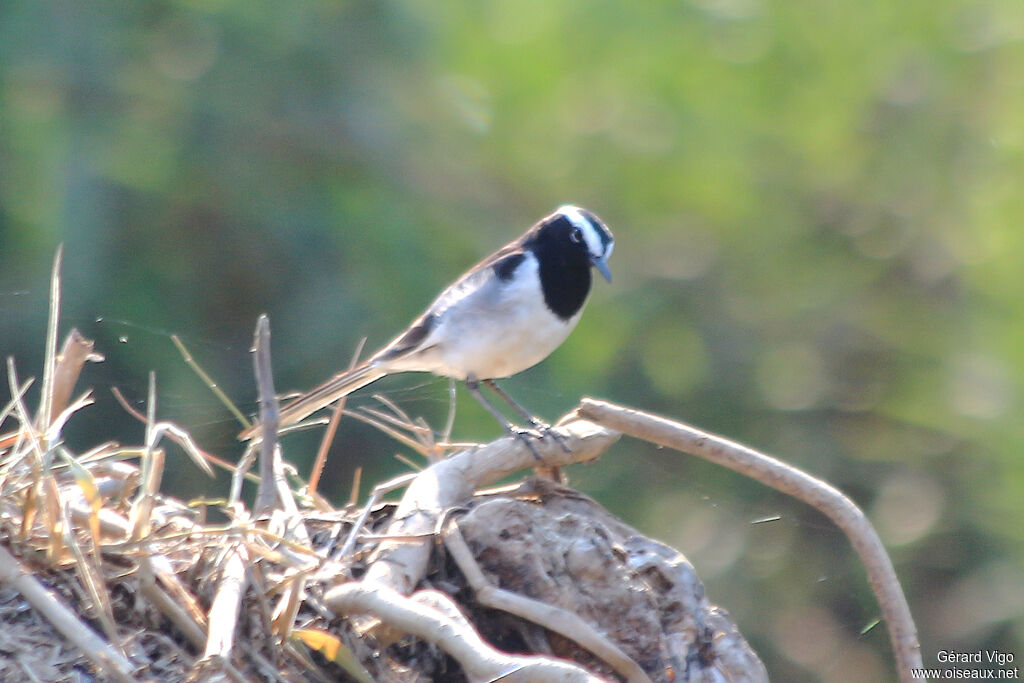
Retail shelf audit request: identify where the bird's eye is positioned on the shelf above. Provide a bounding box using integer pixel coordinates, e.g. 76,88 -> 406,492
570,228 -> 583,243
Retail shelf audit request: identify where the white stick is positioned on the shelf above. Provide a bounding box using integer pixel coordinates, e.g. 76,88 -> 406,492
329,582 -> 606,683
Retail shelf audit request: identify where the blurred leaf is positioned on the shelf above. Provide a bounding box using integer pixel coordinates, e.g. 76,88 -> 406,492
292,628 -> 374,683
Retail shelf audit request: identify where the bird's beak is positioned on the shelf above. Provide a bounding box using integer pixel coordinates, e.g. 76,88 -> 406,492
591,254 -> 612,283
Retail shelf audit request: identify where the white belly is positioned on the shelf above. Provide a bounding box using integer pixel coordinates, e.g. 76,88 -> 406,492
386,257 -> 584,380
435,304 -> 581,379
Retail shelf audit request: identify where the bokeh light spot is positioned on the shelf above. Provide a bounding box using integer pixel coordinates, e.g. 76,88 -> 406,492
755,342 -> 829,411
872,471 -> 945,546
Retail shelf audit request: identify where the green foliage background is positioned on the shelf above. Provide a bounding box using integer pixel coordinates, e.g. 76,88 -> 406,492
2,0 -> 1023,679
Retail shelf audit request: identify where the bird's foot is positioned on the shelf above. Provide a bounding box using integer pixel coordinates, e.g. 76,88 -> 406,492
504,421 -> 570,459
505,424 -> 545,460
526,419 -> 571,453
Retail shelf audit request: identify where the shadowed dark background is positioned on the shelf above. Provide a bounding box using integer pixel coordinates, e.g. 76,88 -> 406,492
2,1 -> 1022,679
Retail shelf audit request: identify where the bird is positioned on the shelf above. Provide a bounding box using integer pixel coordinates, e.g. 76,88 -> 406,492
239,205 -> 614,452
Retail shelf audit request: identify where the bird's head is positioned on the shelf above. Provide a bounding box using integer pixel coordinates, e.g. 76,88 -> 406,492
545,205 -> 615,282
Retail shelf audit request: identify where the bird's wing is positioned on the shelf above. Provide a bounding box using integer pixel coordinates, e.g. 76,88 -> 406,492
375,241 -> 528,362
427,242 -> 525,315
238,232 -> 538,442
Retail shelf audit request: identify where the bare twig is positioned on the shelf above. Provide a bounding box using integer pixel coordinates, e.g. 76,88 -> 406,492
252,315 -> 280,515
439,378 -> 458,463
272,477 -> 312,547
444,518 -> 651,683
137,560 -> 208,650
140,552 -> 226,667
331,471 -> 419,565
58,497 -> 123,654
347,467 -> 362,508
146,421 -> 214,478
43,392 -> 94,447
130,375 -> 166,542
576,398 -> 922,683
348,404 -> 433,456
172,333 -> 252,430
230,443 -> 259,507
366,394 -> 436,452
309,338 -> 365,496
35,245 -> 62,434
0,376 -> 33,440
392,451 -> 424,472
328,582 -> 605,683
248,318 -> 311,547
202,542 -> 249,668
330,417 -> 618,597
7,357 -> 64,559
270,568 -> 307,639
129,445 -> 165,543
112,387 -> 232,481
309,404 -> 343,495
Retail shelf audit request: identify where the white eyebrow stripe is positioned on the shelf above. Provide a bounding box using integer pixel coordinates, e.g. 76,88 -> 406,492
558,204 -> 591,232
556,204 -> 609,258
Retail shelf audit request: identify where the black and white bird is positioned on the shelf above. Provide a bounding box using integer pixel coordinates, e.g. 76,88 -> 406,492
239,205 -> 614,447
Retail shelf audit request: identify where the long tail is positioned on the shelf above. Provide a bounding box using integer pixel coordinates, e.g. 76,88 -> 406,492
238,361 -> 387,440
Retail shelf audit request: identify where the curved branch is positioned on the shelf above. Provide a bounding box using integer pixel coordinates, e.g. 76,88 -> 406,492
443,518 -> 651,683
329,582 -> 606,683
577,398 -> 922,683
349,418 -> 619,595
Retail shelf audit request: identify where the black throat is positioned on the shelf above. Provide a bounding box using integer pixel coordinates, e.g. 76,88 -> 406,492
527,226 -> 593,321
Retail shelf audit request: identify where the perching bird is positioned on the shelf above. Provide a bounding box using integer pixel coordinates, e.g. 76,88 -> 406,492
239,205 -> 614,448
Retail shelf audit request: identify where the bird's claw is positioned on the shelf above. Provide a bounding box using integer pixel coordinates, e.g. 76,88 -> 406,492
530,420 -> 571,453
506,425 -> 545,460
505,422 -> 571,459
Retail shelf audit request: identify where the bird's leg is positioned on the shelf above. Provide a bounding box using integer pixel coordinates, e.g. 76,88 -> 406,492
482,379 -> 571,453
480,379 -> 537,425
464,377 -> 544,460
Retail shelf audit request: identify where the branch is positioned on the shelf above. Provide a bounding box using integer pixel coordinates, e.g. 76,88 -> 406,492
331,417 -> 618,597
309,337 -> 365,495
35,245 -> 62,433
576,398 -> 922,683
202,542 -> 249,673
252,315 -> 280,515
328,582 -> 606,683
443,518 -> 651,683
